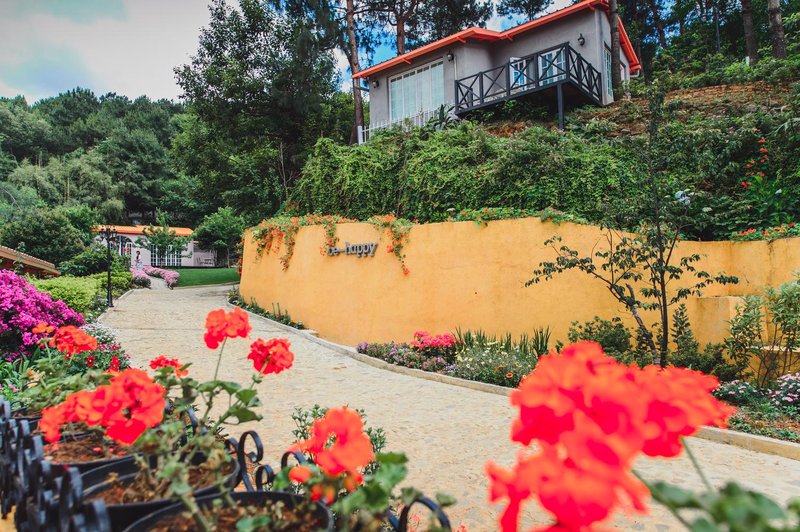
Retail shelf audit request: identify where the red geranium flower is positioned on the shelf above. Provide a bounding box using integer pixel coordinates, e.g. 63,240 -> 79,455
293,407 -> 374,477
288,465 -> 313,483
40,368 -> 165,445
247,338 -> 293,375
204,307 -> 252,349
149,355 -> 188,377
49,326 -> 98,357
109,356 -> 121,373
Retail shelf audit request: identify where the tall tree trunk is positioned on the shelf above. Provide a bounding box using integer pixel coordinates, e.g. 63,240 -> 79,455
396,19 -> 406,54
767,0 -> 787,59
346,0 -> 365,144
646,0 -> 668,48
609,0 -> 622,99
741,0 -> 758,62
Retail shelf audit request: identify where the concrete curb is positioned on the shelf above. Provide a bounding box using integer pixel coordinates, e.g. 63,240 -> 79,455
696,426 -> 800,461
232,303 -> 799,461
175,281 -> 240,290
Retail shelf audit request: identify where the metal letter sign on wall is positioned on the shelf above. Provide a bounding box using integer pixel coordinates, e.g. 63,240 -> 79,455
327,242 -> 378,258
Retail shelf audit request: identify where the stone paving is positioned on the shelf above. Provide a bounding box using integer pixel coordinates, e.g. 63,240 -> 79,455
101,285 -> 800,531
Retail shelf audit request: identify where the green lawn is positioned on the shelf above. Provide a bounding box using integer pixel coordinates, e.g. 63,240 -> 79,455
175,268 -> 240,287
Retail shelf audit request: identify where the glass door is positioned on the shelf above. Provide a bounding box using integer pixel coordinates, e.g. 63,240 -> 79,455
539,49 -> 565,86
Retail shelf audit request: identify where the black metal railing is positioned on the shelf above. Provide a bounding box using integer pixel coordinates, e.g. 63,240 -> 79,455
455,43 -> 602,113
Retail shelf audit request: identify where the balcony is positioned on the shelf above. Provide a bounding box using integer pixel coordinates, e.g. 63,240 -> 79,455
454,43 -> 603,125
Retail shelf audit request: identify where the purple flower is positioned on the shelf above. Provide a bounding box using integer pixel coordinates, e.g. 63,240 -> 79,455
0,271 -> 84,358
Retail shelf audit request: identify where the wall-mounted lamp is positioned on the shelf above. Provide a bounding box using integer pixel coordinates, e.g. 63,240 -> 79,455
577,33 -> 586,46
446,50 -> 454,62
372,79 -> 380,88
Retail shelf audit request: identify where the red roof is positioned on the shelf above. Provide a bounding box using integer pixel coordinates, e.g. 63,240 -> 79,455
93,225 -> 194,238
353,0 -> 640,79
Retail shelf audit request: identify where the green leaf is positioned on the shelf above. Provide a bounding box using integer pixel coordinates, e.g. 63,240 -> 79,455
689,517 -> 720,532
401,487 -> 423,505
435,492 -> 457,507
225,405 -> 262,423
235,388 -> 258,404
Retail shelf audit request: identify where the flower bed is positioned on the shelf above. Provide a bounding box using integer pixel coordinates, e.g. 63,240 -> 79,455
142,265 -> 179,288
0,271 -> 83,361
358,330 -> 538,387
714,376 -> 800,442
129,267 -> 151,288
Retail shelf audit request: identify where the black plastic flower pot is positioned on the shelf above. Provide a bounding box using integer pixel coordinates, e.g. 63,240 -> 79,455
121,491 -> 334,532
81,454 -> 241,531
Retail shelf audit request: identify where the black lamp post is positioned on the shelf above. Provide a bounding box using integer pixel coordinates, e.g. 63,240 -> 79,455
100,226 -> 117,307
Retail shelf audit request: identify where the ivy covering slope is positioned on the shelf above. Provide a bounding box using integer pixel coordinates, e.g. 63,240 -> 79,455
293,81 -> 800,241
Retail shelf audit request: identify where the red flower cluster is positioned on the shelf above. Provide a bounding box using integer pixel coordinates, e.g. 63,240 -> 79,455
411,331 -> 457,350
149,355 -> 188,377
204,307 -> 251,349
39,368 -> 166,445
247,338 -> 293,374
109,355 -> 121,373
48,326 -> 98,357
486,342 -> 735,531
293,407 -> 374,478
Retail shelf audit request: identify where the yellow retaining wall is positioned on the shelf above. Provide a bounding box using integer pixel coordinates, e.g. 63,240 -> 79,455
240,218 -> 800,348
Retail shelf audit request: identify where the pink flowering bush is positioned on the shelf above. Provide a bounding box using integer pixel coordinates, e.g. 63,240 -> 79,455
142,265 -> 180,289
410,330 -> 458,362
130,267 -> 152,288
0,270 -> 84,361
771,372 -> 800,407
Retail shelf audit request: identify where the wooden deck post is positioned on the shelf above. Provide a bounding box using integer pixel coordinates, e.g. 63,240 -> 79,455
557,83 -> 565,130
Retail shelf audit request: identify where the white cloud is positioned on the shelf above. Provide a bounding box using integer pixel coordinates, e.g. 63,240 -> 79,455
0,0 -> 210,101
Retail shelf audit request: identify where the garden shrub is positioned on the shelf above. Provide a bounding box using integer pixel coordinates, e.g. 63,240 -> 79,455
59,246 -> 126,276
0,270 -> 84,360
713,380 -> 762,406
142,265 -> 180,288
30,276 -> 102,315
568,317 -> 632,360
88,271 -> 132,296
671,304 -> 747,381
770,372 -> 800,410
130,268 -> 152,288
727,277 -> 800,385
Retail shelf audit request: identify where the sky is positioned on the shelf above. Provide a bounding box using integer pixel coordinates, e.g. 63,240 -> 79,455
0,0 -> 568,104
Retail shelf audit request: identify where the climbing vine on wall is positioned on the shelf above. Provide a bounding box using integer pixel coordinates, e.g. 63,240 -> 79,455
251,214 -> 356,271
366,214 -> 414,275
251,213 -> 415,274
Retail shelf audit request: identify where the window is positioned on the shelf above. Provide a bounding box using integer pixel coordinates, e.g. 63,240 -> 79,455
539,49 -> 565,86
389,61 -> 445,121
605,48 -> 613,97
510,58 -> 526,89
151,245 -> 181,268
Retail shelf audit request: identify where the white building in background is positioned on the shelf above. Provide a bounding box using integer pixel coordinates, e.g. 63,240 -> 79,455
94,225 -> 217,268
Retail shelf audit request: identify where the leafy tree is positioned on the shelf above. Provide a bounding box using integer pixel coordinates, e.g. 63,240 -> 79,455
527,89 -> 740,367
0,209 -> 85,265
139,213 -> 190,264
496,0 -> 550,20
174,0 -> 340,219
193,207 -> 246,266
410,0 -> 493,45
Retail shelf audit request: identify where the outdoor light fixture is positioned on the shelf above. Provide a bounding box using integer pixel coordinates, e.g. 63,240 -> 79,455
446,51 -> 454,62
372,79 -> 379,88
577,33 -> 586,46
100,225 -> 117,307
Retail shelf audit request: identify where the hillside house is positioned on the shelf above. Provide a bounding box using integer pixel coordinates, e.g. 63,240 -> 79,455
353,0 -> 640,142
